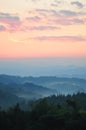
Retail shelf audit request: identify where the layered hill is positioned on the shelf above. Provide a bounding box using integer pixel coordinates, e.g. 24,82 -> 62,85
0,74 -> 86,108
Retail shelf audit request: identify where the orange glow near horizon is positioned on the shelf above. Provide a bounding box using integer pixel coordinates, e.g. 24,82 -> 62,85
0,38 -> 86,59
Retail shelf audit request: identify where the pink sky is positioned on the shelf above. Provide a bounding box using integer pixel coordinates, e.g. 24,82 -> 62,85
0,0 -> 86,58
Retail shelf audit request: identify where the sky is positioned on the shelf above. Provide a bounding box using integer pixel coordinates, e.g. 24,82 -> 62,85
0,0 -> 86,76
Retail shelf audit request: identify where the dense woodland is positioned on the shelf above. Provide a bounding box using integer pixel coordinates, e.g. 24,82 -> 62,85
0,75 -> 86,129
1,93 -> 86,130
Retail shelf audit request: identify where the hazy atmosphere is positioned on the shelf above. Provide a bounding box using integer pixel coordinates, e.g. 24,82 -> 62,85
0,57 -> 86,77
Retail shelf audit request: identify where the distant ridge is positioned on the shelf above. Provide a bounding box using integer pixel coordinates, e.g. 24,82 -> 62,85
0,74 -> 86,108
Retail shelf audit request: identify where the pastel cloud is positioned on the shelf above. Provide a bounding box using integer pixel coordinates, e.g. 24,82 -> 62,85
35,9 -> 57,16
59,10 -> 77,16
51,0 -> 61,7
26,16 -> 41,22
51,17 -> 85,25
0,7 -> 86,33
0,25 -> 6,31
34,8 -> 86,17
0,12 -> 21,32
30,36 -> 86,42
23,25 -> 60,31
55,10 -> 86,25
71,1 -> 84,8
31,9 -> 86,25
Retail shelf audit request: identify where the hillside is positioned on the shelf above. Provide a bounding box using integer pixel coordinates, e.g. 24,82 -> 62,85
0,74 -> 86,108
0,89 -> 22,108
0,74 -> 86,95
0,76 -> 56,107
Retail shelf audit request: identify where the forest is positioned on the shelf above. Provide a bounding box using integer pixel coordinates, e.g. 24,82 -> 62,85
0,93 -> 86,130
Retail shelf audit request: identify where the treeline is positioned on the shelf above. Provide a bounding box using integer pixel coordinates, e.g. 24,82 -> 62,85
44,92 -> 86,110
0,93 -> 86,130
